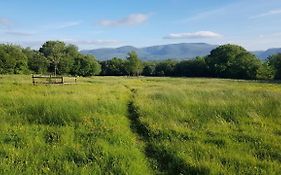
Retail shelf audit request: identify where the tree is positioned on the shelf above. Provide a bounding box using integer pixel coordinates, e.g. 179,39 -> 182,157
268,53 -> 281,79
57,44 -> 79,74
154,59 -> 177,76
256,62 -> 274,80
142,62 -> 156,76
71,55 -> 101,76
39,41 -> 79,75
175,56 -> 208,77
126,51 -> 143,76
100,57 -> 128,76
206,44 -> 261,79
228,52 -> 261,79
0,44 -> 28,74
24,48 -> 49,74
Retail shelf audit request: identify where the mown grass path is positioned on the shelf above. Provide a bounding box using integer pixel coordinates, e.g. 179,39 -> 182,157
125,85 -> 197,175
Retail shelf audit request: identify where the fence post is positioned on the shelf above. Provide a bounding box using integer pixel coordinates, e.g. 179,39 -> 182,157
32,75 -> 35,85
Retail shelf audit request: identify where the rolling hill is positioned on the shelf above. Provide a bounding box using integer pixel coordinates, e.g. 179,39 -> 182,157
81,43 -> 218,60
253,48 -> 281,59
81,43 -> 281,61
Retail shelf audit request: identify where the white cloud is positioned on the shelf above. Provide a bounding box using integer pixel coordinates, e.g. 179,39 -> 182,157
5,31 -> 34,36
42,21 -> 81,30
0,40 -> 44,48
0,39 -> 122,49
0,18 -> 12,26
55,21 -> 81,29
164,31 -> 222,39
250,9 -> 281,19
99,13 -> 149,27
65,39 -> 121,46
177,2 -> 242,23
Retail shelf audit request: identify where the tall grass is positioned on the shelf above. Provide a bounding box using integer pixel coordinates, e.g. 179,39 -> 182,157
134,78 -> 281,174
0,75 -> 152,174
0,75 -> 281,174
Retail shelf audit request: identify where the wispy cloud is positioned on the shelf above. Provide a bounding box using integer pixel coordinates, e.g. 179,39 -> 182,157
178,3 -> 239,23
5,31 -> 34,36
0,40 -> 44,48
42,21 -> 82,30
180,9 -> 225,23
164,31 -> 222,39
99,13 -> 149,27
55,21 -> 81,29
0,39 -> 122,49
0,17 -> 12,27
65,39 -> 122,46
250,9 -> 281,19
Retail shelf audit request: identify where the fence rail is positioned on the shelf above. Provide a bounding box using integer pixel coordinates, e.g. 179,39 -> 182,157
32,75 -> 64,85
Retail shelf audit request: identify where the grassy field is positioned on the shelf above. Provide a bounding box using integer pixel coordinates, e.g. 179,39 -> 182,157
0,75 -> 280,174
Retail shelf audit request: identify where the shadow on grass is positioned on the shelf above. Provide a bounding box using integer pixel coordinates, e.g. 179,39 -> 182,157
253,80 -> 281,85
145,144 -> 210,175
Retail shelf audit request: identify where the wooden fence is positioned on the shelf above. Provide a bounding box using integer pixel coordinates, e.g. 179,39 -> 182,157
32,75 -> 77,85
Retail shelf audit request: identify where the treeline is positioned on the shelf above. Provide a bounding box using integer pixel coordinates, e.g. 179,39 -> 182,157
0,41 -> 101,76
0,41 -> 281,80
101,44 -> 280,80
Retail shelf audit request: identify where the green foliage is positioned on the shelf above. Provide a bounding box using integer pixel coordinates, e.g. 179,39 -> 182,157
206,44 -> 261,79
175,56 -> 208,77
142,62 -> 156,76
268,53 -> 281,79
0,41 -> 280,81
38,41 -> 101,76
71,55 -> 101,76
0,44 -> 28,74
154,59 -> 177,76
39,41 -> 73,75
24,48 -> 49,74
256,62 -> 274,80
126,51 -> 143,76
100,57 -> 128,76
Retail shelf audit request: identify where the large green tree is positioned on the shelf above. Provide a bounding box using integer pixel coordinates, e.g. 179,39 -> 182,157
39,41 -> 77,75
206,44 -> 261,79
126,51 -> 143,76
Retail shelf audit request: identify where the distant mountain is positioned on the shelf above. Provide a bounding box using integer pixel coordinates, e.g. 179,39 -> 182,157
253,48 -> 281,59
81,43 -> 281,61
81,43 -> 218,61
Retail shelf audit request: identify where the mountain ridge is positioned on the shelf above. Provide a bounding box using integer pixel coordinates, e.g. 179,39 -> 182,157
81,43 -> 281,61
81,43 -> 218,60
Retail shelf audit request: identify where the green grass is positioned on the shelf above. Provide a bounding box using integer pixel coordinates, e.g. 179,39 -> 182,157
0,75 -> 152,174
0,75 -> 280,174
134,78 -> 281,174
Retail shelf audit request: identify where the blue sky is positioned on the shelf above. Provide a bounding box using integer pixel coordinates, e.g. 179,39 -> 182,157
0,0 -> 281,50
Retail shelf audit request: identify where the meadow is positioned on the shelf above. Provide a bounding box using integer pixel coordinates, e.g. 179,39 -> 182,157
0,75 -> 280,174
